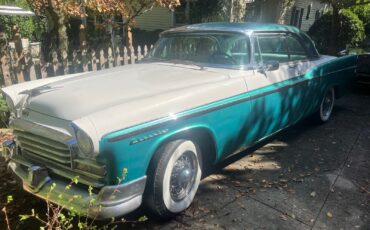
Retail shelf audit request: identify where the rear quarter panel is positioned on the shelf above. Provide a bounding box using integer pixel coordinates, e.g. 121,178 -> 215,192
311,55 -> 357,99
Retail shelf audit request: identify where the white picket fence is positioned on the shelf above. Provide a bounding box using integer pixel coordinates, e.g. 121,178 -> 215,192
0,44 -> 153,86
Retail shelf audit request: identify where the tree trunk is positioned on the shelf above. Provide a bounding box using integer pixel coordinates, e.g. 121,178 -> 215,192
57,12 -> 68,58
278,0 -> 295,24
185,0 -> 190,24
229,0 -> 234,22
125,24 -> 133,49
328,6 -> 340,55
44,6 -> 68,62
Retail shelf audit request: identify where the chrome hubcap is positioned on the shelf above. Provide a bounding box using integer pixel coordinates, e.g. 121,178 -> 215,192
170,151 -> 197,201
322,90 -> 334,118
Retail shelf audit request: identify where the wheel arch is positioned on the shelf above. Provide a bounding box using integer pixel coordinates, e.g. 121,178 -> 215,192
147,125 -> 218,177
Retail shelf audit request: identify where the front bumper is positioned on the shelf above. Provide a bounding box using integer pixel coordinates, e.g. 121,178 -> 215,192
7,154 -> 146,220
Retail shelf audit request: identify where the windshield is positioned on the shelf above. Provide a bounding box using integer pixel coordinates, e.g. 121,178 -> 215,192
146,32 -> 250,67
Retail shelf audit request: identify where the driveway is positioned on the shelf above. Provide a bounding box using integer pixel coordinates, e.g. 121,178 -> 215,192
1,91 -> 369,230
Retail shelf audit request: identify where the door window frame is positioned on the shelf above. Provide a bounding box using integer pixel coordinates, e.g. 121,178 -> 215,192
251,32 -> 311,67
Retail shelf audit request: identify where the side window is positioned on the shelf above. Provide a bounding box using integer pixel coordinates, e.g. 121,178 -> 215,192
223,37 -> 250,65
255,35 -> 289,63
285,36 -> 308,61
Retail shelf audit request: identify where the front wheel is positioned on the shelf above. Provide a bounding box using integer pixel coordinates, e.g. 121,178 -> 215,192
316,87 -> 335,123
145,139 -> 202,218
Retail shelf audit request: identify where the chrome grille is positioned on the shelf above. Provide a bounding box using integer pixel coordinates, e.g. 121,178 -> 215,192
14,129 -> 106,188
15,129 -> 71,165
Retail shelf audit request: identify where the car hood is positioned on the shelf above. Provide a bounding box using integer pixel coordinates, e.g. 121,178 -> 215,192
25,63 -> 231,121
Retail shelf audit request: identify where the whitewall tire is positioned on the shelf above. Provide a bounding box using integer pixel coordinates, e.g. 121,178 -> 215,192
145,139 -> 202,218
318,87 -> 335,123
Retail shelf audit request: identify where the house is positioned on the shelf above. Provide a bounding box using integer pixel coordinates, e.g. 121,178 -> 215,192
134,0 -> 329,32
248,0 -> 329,32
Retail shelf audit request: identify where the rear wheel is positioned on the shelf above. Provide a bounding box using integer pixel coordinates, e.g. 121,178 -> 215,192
145,139 -> 202,218
316,87 -> 335,123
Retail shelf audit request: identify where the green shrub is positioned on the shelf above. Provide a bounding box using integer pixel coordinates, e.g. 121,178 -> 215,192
308,10 -> 365,54
0,0 -> 44,41
351,5 -> 370,36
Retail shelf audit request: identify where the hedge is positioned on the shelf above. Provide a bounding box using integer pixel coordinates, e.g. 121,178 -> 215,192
308,9 -> 365,54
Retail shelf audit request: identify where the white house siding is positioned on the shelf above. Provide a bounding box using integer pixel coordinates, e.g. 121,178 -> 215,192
281,0 -> 328,32
135,7 -> 173,31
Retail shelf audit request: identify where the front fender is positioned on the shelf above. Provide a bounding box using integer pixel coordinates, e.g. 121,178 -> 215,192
100,122 -> 218,185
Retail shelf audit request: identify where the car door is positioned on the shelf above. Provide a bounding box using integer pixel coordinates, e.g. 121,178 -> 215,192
284,34 -> 313,121
243,33 -> 305,144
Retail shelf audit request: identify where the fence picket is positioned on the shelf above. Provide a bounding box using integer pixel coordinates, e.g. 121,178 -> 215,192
108,47 -> 114,68
100,49 -> 105,70
144,45 -> 148,56
137,46 -> 143,61
40,56 -> 48,79
0,53 -> 12,86
130,47 -> 135,64
91,49 -> 97,71
52,51 -> 59,76
24,51 -> 37,81
115,47 -> 121,66
62,51 -> 68,75
82,48 -> 88,72
123,47 -> 129,65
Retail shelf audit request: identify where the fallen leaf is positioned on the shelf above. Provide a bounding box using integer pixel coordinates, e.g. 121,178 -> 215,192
280,214 -> 288,221
327,212 -> 333,218
310,191 -> 316,197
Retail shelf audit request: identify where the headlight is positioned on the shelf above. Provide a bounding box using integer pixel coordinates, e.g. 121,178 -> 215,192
76,129 -> 93,156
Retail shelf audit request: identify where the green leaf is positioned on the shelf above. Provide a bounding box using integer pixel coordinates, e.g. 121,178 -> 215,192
88,185 -> 93,196
138,215 -> 148,222
19,215 -> 30,221
72,176 -> 79,184
7,195 -> 13,204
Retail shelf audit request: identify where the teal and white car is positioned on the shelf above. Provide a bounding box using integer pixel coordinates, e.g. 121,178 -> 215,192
2,23 -> 357,219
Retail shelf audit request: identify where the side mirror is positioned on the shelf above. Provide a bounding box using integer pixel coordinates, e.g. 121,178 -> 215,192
337,49 -> 349,57
264,60 -> 279,71
257,61 -> 279,75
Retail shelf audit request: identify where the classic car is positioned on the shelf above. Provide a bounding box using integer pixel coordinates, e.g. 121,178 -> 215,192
1,22 -> 357,219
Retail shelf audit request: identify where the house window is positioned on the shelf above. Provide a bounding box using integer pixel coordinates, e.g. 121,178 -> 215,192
290,6 -> 304,29
298,8 -> 304,28
306,4 -> 311,20
290,6 -> 296,25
